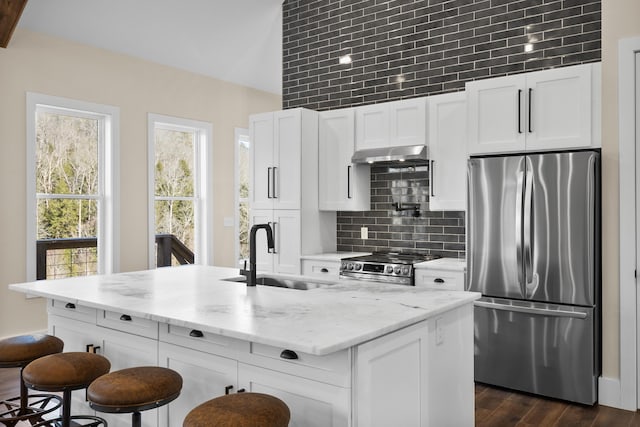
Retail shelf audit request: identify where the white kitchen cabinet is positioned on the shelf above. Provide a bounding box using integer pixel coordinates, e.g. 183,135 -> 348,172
354,305 -> 474,427
414,258 -> 466,291
427,92 -> 467,211
250,108 -> 314,210
355,97 -> 427,150
301,259 -> 341,279
238,363 -> 350,427
249,108 -> 336,274
467,62 -> 601,155
250,209 -> 301,275
158,342 -> 237,427
319,108 -> 370,211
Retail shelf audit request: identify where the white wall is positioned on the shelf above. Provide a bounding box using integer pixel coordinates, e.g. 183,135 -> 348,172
0,29 -> 280,338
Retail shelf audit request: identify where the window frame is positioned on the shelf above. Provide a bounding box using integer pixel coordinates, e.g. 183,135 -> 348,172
26,92 -> 120,281
234,128 -> 250,265
147,113 -> 214,268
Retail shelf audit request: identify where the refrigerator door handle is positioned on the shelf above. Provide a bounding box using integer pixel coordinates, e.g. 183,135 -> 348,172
524,169 -> 534,286
515,171 -> 525,288
474,300 -> 588,319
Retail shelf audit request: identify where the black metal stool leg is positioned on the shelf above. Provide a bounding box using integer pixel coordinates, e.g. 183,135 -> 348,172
132,411 -> 141,427
61,390 -> 71,427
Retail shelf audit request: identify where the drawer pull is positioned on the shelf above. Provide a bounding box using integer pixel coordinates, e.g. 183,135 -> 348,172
86,344 -> 100,354
119,314 -> 132,321
189,329 -> 204,338
224,385 -> 234,395
237,388 -> 246,393
434,278 -> 445,284
280,349 -> 298,360
320,268 -> 329,273
65,303 -> 76,309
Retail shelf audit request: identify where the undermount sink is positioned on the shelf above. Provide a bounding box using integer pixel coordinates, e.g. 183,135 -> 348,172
222,275 -> 329,290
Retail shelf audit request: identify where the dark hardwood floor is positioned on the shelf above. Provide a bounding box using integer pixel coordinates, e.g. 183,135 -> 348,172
1,366 -> 639,426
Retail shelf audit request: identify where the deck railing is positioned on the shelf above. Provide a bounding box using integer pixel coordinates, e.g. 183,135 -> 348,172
36,235 -> 194,280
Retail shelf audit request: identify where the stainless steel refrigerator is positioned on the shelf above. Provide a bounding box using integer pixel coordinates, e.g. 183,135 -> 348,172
466,150 -> 600,405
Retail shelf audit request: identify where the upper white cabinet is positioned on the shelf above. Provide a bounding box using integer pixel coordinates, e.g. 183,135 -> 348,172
427,92 -> 467,211
355,97 -> 427,150
466,62 -> 601,155
250,109 -> 312,210
319,108 -> 370,211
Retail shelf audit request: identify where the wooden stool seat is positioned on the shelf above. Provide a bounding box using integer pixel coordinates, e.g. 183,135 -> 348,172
23,352 -> 111,427
88,366 -> 182,427
0,334 -> 64,368
183,392 -> 290,427
0,334 -> 64,427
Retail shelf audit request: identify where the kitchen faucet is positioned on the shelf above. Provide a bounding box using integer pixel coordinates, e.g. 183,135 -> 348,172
245,223 -> 275,286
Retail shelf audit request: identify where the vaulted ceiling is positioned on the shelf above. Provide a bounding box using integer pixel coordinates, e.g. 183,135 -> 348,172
6,0 -> 284,94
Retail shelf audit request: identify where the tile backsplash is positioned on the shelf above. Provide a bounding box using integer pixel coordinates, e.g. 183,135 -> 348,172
336,164 -> 465,258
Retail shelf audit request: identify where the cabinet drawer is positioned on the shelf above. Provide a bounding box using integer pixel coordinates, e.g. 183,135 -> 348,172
48,299 -> 97,323
415,270 -> 465,291
301,260 -> 340,279
247,342 -> 351,387
97,310 -> 159,339
160,324 -> 249,358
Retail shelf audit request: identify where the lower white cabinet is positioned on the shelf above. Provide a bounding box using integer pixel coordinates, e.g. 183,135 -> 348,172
301,259 -> 341,280
238,363 -> 350,427
158,342 -> 237,427
250,209 -> 301,275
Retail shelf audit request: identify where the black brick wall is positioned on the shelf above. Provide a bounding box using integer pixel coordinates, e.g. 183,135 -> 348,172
282,0 -> 601,258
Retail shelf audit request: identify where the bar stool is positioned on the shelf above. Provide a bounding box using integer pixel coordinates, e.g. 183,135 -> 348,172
23,351 -> 111,427
183,392 -> 290,427
87,366 -> 182,427
0,334 -> 64,427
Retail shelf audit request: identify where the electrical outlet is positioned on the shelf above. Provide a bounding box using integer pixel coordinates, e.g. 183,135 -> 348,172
360,227 -> 368,240
435,317 -> 444,345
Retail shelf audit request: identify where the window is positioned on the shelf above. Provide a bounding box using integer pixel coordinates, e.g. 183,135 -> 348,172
235,128 -> 250,264
26,93 -> 119,281
148,114 -> 213,268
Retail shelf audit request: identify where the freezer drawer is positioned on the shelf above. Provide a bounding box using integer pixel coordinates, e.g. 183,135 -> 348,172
474,297 -> 598,405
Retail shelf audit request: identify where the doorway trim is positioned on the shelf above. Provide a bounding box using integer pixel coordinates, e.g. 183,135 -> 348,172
619,36 -> 640,411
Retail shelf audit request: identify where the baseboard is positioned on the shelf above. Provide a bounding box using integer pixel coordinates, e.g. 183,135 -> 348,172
598,376 -> 623,409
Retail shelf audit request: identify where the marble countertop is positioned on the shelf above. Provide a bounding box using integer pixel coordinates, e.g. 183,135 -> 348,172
415,257 -> 466,271
300,252 -> 371,261
9,265 -> 479,356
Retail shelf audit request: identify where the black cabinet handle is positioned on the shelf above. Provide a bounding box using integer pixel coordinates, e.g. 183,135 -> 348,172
224,385 -> 234,395
434,278 -> 445,284
320,268 -> 329,273
517,89 -> 523,134
86,344 -> 100,353
347,165 -> 352,199
528,88 -> 533,133
189,329 -> 204,338
430,160 -> 435,197
119,314 -> 132,321
65,302 -> 76,309
267,167 -> 272,199
280,349 -> 299,360
237,388 -> 246,393
272,167 -> 278,199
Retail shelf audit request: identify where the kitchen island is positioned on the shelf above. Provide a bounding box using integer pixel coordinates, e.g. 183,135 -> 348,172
10,265 -> 480,427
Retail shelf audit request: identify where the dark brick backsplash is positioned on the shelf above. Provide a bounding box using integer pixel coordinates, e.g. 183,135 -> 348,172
282,0 -> 600,258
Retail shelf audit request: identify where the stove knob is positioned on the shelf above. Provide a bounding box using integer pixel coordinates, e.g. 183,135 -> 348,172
394,266 -> 401,274
401,267 -> 410,275
341,262 -> 347,269
354,263 -> 362,271
385,265 -> 393,274
348,263 -> 354,270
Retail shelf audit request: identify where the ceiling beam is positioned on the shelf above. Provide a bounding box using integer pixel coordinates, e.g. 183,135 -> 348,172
0,0 -> 28,48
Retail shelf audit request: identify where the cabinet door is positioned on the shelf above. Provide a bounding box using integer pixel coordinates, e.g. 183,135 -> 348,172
158,342 -> 237,427
467,74 -> 526,155
250,112 -> 274,210
249,209 -> 274,273
428,92 -> 467,211
273,109 -> 301,210
49,314 -> 98,416
98,327 -> 159,427
525,64 -> 592,151
273,210 -> 301,275
389,97 -> 427,147
238,363 -> 350,427
319,109 -> 370,211
355,103 -> 389,150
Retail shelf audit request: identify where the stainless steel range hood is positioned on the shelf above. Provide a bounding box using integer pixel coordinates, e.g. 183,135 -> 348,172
351,145 -> 427,164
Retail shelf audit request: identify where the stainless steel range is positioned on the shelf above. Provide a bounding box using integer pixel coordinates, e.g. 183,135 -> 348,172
339,252 -> 441,286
